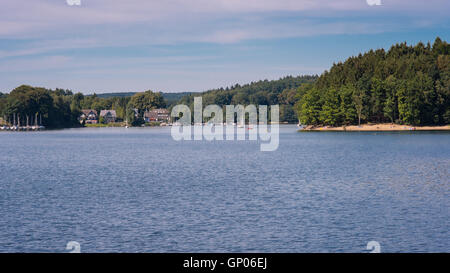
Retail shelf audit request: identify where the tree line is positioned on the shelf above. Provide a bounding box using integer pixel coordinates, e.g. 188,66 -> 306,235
1,37 -> 448,128
296,37 -> 449,126
0,86 -> 166,128
0,75 -> 317,127
176,75 -> 318,122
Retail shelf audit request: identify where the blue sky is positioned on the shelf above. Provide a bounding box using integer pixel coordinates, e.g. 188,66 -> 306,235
0,0 -> 449,94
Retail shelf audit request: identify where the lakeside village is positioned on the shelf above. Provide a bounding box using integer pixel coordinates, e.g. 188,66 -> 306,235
2,107 -> 449,132
80,108 -> 172,127
0,108 -> 171,131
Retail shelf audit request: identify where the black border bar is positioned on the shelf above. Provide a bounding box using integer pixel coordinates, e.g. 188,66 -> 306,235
0,253 -> 446,272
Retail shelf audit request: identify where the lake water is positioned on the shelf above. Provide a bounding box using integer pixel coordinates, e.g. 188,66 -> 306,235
0,125 -> 449,253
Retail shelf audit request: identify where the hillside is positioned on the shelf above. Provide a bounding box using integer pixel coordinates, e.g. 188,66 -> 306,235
176,75 -> 318,122
297,37 -> 449,126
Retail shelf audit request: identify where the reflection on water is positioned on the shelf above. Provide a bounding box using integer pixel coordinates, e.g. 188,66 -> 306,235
0,126 -> 448,252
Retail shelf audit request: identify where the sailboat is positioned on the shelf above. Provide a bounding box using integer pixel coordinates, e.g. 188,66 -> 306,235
124,108 -> 129,128
11,113 -> 18,131
37,113 -> 45,130
237,119 -> 244,128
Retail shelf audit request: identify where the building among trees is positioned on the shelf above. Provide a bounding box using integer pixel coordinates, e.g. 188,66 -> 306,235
100,110 -> 117,123
79,109 -> 98,124
144,109 -> 170,122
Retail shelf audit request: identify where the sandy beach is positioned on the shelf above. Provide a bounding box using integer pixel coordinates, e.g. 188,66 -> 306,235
300,123 -> 450,132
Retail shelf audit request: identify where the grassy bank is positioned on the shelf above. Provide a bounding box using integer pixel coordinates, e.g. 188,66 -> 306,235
85,123 -> 125,127
85,122 -> 162,128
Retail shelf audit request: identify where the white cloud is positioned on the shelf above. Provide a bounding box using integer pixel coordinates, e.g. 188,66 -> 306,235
0,0 -> 448,93
1,0 -> 448,39
199,19 -> 389,43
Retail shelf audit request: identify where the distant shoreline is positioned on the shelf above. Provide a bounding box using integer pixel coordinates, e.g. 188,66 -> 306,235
300,123 -> 450,132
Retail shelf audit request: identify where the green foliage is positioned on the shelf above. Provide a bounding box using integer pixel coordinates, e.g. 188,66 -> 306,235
126,90 -> 166,125
339,85 -> 357,125
320,88 -> 342,126
177,75 -> 318,123
0,77 -> 317,127
298,37 -> 450,126
279,105 -> 297,123
145,121 -> 161,127
131,116 -> 144,127
298,87 -> 323,125
85,122 -> 123,127
95,91 -> 191,107
1,85 -> 71,128
383,76 -> 399,123
0,85 -> 175,128
128,90 -> 166,115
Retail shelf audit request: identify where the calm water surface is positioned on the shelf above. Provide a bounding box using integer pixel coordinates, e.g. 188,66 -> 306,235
0,126 -> 449,252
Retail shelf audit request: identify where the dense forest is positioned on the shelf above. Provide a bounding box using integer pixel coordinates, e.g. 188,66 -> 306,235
297,37 -> 449,126
176,75 -> 318,122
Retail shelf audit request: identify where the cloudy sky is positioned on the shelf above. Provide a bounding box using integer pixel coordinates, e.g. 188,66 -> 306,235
0,0 -> 449,94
